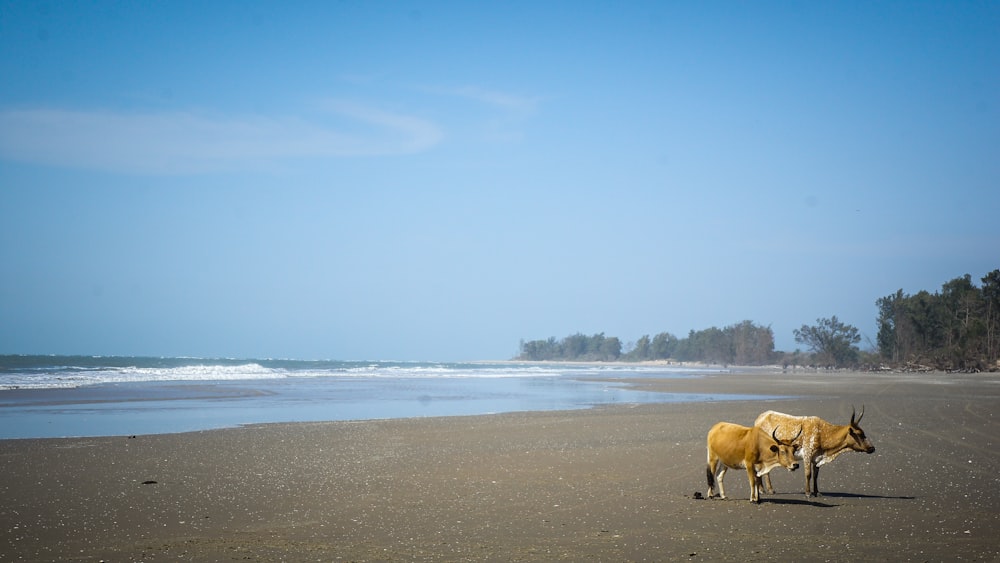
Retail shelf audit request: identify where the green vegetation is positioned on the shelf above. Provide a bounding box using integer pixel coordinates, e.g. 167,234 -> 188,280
794,316 -> 861,368
518,321 -> 775,365
876,270 -> 1000,371
517,333 -> 623,362
516,269 -> 1000,372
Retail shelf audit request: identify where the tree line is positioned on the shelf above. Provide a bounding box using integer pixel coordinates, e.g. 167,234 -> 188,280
517,320 -> 776,365
517,333 -> 625,362
876,269 -> 1000,371
516,268 -> 1000,371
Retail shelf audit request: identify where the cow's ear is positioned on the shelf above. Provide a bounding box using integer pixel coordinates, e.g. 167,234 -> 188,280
770,445 -> 779,452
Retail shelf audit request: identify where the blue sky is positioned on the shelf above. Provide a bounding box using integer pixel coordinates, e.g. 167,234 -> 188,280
1,1 -> 997,360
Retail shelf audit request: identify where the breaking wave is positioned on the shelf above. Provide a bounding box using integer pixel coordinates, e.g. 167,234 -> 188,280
0,356 -> 717,390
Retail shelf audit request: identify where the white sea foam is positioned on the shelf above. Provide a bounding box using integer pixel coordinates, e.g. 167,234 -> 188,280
0,363 -> 283,389
0,358 -> 719,390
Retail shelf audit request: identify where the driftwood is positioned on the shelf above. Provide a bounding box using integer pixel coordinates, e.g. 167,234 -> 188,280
865,361 -> 998,374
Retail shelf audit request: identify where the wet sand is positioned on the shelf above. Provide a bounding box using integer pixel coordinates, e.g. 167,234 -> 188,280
1,369 -> 998,561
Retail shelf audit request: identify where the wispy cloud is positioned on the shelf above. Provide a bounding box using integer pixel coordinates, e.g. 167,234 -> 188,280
449,86 -> 542,115
0,102 -> 443,174
430,85 -> 544,142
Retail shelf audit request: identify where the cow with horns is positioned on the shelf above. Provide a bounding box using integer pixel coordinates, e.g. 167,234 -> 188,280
755,406 -> 876,497
706,422 -> 802,503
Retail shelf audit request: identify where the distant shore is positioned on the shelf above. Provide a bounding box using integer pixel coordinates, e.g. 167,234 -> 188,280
2,369 -> 998,561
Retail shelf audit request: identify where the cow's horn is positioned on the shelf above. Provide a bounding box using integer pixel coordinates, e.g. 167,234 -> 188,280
772,426 -> 781,442
777,426 -> 802,445
850,405 -> 856,425
856,404 -> 865,425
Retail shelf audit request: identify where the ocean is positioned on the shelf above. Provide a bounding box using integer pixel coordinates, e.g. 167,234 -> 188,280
0,356 -> 763,439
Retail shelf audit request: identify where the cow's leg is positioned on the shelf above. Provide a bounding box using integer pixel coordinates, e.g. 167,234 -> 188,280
804,461 -> 823,497
716,466 -> 728,499
706,459 -> 717,499
762,472 -> 775,494
706,454 -> 725,499
755,474 -> 767,502
803,461 -> 814,497
746,466 -> 760,503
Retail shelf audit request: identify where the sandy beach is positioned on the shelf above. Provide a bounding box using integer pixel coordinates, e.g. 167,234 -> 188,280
1,369 -> 998,562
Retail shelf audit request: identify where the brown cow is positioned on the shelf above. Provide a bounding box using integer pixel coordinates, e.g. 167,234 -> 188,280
706,422 -> 801,503
755,406 -> 875,497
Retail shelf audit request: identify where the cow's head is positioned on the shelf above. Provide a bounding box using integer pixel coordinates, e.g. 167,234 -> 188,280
770,426 -> 802,471
849,405 -> 876,454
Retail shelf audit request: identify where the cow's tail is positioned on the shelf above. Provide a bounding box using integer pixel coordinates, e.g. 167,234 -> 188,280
706,465 -> 715,490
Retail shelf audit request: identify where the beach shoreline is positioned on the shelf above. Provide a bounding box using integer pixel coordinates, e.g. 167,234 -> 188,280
0,360 -> 792,440
2,369 -> 998,561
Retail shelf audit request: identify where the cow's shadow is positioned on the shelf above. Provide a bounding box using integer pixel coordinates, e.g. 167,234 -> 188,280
763,491 -> 915,506
762,497 -> 836,507
817,491 -> 915,500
